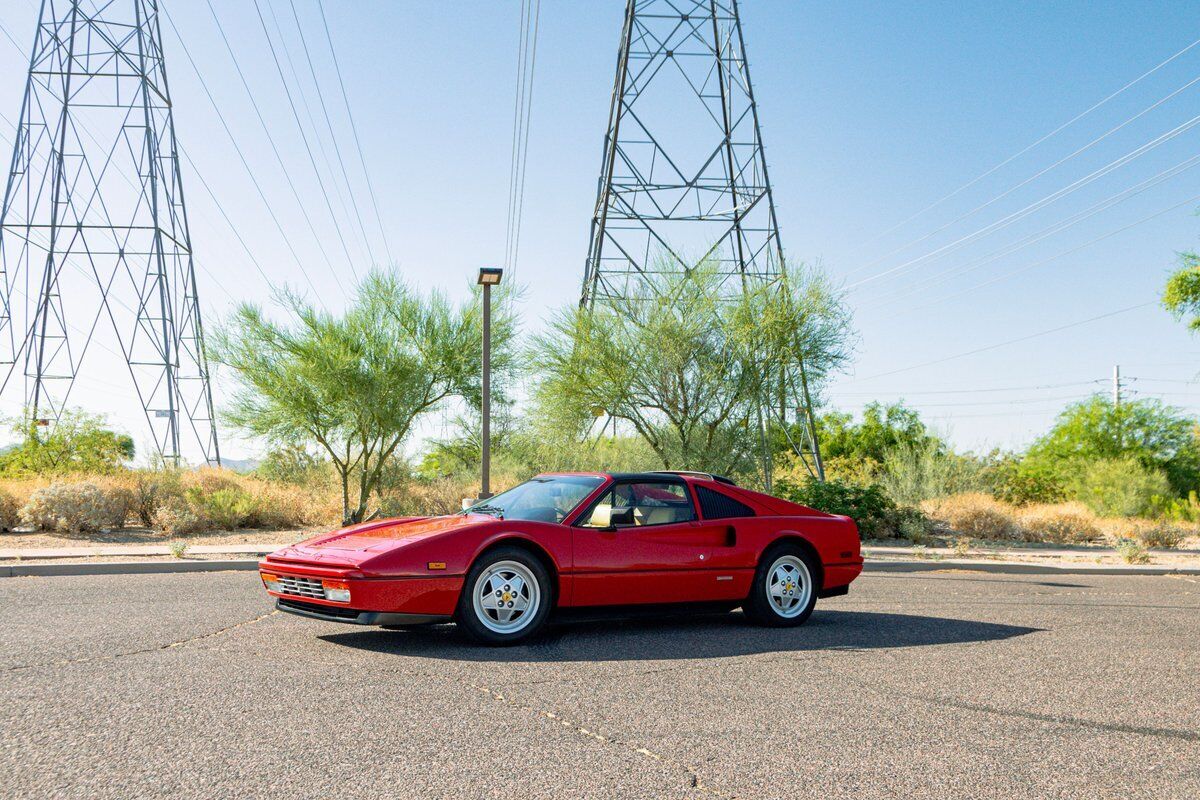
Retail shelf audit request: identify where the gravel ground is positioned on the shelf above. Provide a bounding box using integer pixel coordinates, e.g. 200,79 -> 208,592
1,570 -> 1197,799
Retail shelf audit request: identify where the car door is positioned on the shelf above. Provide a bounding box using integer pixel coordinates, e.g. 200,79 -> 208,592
569,479 -> 735,606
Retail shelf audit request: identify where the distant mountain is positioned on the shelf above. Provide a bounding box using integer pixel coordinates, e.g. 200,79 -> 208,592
219,458 -> 261,474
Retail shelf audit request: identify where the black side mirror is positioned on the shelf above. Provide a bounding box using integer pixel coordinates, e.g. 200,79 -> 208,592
609,507 -> 635,527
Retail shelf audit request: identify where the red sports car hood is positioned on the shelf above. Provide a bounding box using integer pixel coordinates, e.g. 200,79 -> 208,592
268,514 -> 488,568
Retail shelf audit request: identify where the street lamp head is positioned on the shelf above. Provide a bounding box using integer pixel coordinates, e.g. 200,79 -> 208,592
477,267 -> 504,286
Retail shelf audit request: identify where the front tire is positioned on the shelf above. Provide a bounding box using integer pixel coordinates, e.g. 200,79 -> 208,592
744,543 -> 819,627
456,546 -> 553,645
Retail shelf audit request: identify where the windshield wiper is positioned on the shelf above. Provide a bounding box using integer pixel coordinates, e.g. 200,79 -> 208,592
465,503 -> 505,519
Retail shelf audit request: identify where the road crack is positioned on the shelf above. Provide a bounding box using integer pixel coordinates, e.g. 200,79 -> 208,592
5,610 -> 279,673
469,681 -> 736,799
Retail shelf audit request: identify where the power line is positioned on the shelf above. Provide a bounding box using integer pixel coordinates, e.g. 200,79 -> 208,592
860,157 -> 1200,311
504,0 -> 542,284
847,110 -> 1200,290
261,0 -> 371,270
874,189 -> 1200,320
285,0 -> 376,268
161,3 -> 330,301
829,380 -> 1103,396
847,301 -> 1153,383
316,0 -> 394,267
848,35 -> 1200,257
250,0 -> 360,283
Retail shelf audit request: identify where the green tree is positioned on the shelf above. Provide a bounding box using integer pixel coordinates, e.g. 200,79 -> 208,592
1069,456 -> 1172,518
1162,251 -> 1200,330
1020,396 -> 1200,498
799,401 -> 942,484
213,270 -> 514,524
0,409 -> 134,475
531,261 -> 852,479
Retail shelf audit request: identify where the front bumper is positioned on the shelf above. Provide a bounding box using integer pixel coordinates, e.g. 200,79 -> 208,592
275,597 -> 451,626
259,557 -> 464,621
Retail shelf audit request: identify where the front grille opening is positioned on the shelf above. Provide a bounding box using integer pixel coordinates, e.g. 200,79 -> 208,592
275,575 -> 325,600
277,598 -> 362,621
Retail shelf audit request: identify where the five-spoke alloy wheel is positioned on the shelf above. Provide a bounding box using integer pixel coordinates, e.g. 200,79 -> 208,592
457,545 -> 553,645
744,542 -> 819,627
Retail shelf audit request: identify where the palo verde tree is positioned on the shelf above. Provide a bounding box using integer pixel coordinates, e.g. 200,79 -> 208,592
531,261 -> 852,479
213,270 -> 514,524
1162,250 -> 1200,330
0,409 -> 134,475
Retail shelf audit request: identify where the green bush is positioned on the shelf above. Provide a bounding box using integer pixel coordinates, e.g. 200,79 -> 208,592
878,440 -> 989,505
0,409 -> 134,476
1069,457 -> 1171,518
776,476 -> 896,538
186,487 -> 257,530
1116,537 -> 1150,564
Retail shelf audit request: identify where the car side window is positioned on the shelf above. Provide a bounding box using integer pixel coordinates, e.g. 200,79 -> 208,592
695,485 -> 756,519
578,481 -> 697,528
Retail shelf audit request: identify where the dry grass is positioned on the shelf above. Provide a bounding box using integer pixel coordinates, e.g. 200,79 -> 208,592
922,492 -> 1193,549
921,493 -> 1019,541
1015,502 -> 1102,545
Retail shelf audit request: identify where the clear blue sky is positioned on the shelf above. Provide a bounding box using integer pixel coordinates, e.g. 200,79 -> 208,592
1,0 -> 1200,462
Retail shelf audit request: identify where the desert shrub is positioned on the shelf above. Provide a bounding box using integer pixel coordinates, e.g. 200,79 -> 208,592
884,505 -> 935,543
1150,490 -> 1200,523
922,493 -> 1018,540
1015,503 -> 1101,544
1069,456 -> 1171,518
1115,537 -> 1150,564
776,476 -> 896,538
0,488 -> 20,531
184,467 -> 242,496
154,495 -> 211,536
20,482 -> 128,533
187,486 -> 257,530
246,480 -> 336,529
168,541 -> 189,558
123,470 -> 183,527
879,440 -> 988,505
1102,518 -> 1188,549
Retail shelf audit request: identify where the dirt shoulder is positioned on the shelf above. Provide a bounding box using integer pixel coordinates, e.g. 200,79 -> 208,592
0,528 -> 314,551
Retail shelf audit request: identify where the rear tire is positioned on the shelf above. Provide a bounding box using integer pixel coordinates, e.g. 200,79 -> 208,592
744,542 -> 819,627
456,545 -> 553,646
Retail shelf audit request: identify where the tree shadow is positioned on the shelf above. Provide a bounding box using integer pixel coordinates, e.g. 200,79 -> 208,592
319,609 -> 1041,663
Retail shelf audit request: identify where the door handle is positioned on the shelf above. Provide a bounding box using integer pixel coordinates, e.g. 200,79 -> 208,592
724,525 -> 736,547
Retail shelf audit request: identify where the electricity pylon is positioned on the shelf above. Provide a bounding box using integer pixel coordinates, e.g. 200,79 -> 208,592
0,0 -> 219,466
580,0 -> 823,482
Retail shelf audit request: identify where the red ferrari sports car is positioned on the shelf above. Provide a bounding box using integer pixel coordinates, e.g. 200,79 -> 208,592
259,471 -> 862,645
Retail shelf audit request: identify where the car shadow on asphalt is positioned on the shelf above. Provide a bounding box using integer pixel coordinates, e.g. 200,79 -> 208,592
318,609 -> 1041,662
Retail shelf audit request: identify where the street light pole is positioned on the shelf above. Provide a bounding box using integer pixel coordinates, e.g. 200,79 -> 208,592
477,268 -> 503,499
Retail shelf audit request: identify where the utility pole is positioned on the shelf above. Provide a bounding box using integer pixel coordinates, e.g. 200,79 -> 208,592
1113,365 -> 1121,407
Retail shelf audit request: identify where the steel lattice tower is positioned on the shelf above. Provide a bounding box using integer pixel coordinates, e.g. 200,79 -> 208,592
581,0 -> 823,480
0,0 -> 219,466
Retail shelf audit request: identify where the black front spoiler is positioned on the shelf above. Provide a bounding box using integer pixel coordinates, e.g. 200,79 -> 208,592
275,598 -> 450,627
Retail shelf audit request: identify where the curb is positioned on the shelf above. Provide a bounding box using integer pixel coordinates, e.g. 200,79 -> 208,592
3,557 -> 1198,579
863,559 -> 1200,576
0,560 -> 261,578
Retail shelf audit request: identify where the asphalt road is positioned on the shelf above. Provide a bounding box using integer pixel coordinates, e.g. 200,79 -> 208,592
2,570 -> 1198,800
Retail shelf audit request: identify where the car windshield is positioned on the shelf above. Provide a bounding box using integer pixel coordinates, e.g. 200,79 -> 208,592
463,475 -> 604,524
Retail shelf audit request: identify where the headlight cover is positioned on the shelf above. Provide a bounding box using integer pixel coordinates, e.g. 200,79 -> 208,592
322,579 -> 351,603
